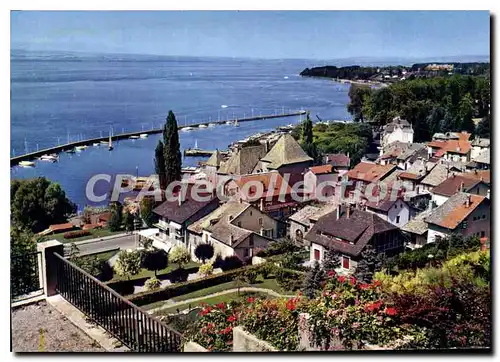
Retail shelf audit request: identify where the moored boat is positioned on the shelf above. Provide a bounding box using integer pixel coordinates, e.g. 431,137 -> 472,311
129,135 -> 140,139
39,154 -> 58,162
139,133 -> 148,138
182,127 -> 195,131
19,160 -> 35,167
93,143 -> 100,146
208,123 -> 216,127
75,145 -> 88,151
198,124 -> 208,128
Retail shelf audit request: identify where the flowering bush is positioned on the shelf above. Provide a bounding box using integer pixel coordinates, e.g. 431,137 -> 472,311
186,302 -> 240,351
241,296 -> 304,351
63,230 -> 91,239
144,276 -> 161,291
198,262 -> 214,277
305,274 -> 425,350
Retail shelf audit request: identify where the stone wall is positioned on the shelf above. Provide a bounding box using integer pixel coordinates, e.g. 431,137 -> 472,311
183,341 -> 208,352
232,326 -> 277,352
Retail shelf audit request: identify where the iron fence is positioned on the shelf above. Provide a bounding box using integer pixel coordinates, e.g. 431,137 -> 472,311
11,251 -> 43,301
53,252 -> 182,352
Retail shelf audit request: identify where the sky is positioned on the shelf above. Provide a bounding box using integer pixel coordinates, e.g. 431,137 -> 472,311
11,11 -> 490,60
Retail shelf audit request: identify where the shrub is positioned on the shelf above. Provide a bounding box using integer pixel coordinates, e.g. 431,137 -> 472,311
142,249 -> 168,276
258,263 -> 274,279
113,250 -> 142,280
280,252 -> 302,270
244,270 -> 257,284
198,262 -> 214,277
144,277 -> 161,291
220,255 -> 243,271
169,245 -> 191,269
194,243 -> 215,264
63,230 -> 91,239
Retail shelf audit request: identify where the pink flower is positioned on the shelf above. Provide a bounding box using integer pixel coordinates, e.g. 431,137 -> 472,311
349,276 -> 357,286
328,270 -> 336,278
286,299 -> 296,311
337,276 -> 346,283
359,283 -> 370,290
351,322 -> 360,329
227,315 -> 237,322
216,303 -> 226,310
247,297 -> 255,303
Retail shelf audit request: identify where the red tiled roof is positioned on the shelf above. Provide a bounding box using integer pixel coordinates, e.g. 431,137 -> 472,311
458,170 -> 491,185
235,172 -> 292,198
399,172 -> 421,180
347,162 -> 396,183
432,175 -> 484,197
324,153 -> 350,167
427,193 -> 488,230
49,223 -> 75,232
428,139 -> 471,156
308,164 -> 334,175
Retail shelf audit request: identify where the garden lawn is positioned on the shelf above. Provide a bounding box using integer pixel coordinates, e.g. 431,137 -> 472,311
108,261 -> 201,283
143,276 -> 297,310
50,228 -> 126,243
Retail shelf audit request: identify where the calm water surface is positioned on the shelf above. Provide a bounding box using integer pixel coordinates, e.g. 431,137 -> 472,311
11,54 -> 351,209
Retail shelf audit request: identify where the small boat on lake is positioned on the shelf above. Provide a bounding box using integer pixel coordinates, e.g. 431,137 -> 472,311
208,123 -> 216,127
182,127 -> 195,132
198,124 -> 208,128
234,119 -> 240,127
19,160 -> 35,167
225,121 -> 233,125
129,135 -> 140,139
65,148 -> 76,154
93,143 -> 100,147
75,145 -> 88,151
39,154 -> 58,162
139,133 -> 148,139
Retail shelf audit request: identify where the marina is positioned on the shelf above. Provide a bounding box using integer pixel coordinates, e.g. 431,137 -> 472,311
10,110 -> 306,166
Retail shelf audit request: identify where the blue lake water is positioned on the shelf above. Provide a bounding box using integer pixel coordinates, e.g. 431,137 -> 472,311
11,54 -> 351,209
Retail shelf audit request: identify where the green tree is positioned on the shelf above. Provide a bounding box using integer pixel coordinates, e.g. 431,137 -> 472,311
144,277 -> 161,291
142,249 -> 168,276
194,243 -> 215,264
11,178 -> 76,233
347,84 -> 372,122
322,248 -> 341,273
169,245 -> 191,269
301,261 -> 325,299
154,140 -> 167,191
164,110 -> 182,187
457,93 -> 475,133
354,245 -> 383,283
140,197 -> 158,227
475,115 -> 490,138
113,250 -> 142,280
123,210 -> 134,233
108,209 -> 122,232
11,228 -> 42,297
301,113 -> 321,164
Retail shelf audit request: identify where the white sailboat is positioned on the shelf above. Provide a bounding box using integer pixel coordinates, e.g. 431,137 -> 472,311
108,130 -> 113,151
139,133 -> 148,138
234,119 -> 240,127
19,160 -> 35,167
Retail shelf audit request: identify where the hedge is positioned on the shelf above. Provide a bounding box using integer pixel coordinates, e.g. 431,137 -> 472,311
128,263 -> 267,307
105,266 -> 200,296
63,230 -> 91,239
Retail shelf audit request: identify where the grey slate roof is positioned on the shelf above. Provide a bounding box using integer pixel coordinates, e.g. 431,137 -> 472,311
260,134 -> 313,169
305,207 -> 399,257
401,209 -> 432,235
153,193 -> 218,225
420,164 -> 451,187
471,138 -> 490,148
474,149 -> 490,165
289,205 -> 320,226
218,145 -> 267,175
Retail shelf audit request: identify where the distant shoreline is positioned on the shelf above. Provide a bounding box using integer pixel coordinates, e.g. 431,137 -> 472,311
300,74 -> 385,87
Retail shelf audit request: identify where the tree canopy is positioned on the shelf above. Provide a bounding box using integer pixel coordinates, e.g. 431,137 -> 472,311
142,249 -> 169,276
164,110 -> 182,187
11,178 -> 76,233
154,140 -> 167,190
140,197 -> 158,228
194,243 -> 215,264
169,245 -> 191,269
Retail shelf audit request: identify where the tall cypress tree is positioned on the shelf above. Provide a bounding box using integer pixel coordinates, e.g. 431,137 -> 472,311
154,140 -> 167,190
164,110 -> 182,187
354,245 -> 383,283
301,112 -> 320,164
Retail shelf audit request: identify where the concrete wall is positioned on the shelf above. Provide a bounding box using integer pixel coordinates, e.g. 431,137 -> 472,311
183,341 -> 208,352
233,206 -> 278,238
232,326 -> 278,352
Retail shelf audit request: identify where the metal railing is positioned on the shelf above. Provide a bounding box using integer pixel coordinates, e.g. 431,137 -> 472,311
11,251 -> 44,301
53,252 -> 182,352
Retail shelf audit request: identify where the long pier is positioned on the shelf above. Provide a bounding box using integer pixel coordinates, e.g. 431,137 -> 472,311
11,111 -> 307,166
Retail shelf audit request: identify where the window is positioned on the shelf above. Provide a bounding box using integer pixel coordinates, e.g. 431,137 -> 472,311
244,248 -> 249,258
250,211 -> 252,216
481,231 -> 486,238
394,204 -> 398,209
258,218 -> 263,226
342,256 -> 350,269
237,221 -> 242,227
249,237 -> 254,247
435,235 -> 442,243
314,249 -> 320,261
396,216 -> 400,224
482,214 -> 486,220
296,229 -> 304,243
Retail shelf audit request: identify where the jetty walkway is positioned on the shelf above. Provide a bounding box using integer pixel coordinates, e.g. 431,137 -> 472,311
11,111 -> 307,166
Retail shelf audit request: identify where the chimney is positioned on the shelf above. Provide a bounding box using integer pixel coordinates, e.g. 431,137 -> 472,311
260,227 -> 264,236
178,191 -> 183,206
460,181 -> 465,192
259,198 -> 264,211
346,204 -> 351,219
336,206 -> 341,220
465,195 -> 471,208
230,234 -> 234,244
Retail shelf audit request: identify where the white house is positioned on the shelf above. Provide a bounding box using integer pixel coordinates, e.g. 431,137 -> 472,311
380,116 -> 414,150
